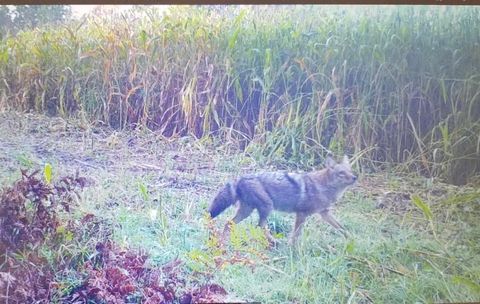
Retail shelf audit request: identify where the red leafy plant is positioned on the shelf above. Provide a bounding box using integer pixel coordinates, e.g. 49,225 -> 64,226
0,169 -> 89,303
0,169 -> 88,253
1,170 -> 229,303
69,241 -> 228,304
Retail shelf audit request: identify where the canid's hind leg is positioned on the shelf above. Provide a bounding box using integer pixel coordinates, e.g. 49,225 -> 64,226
257,208 -> 276,245
236,178 -> 276,245
288,212 -> 307,245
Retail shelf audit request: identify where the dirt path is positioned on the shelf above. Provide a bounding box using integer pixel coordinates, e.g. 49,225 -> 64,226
0,112 -> 229,193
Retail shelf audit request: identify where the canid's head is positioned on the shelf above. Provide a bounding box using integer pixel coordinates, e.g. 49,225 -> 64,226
325,155 -> 357,187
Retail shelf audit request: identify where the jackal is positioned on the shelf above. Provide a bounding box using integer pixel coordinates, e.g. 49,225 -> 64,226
208,155 -> 357,244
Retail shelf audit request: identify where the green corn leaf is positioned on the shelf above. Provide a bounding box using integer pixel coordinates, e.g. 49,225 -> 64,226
411,194 -> 433,220
452,276 -> 480,294
228,27 -> 240,51
139,30 -> 148,47
44,163 -> 52,184
0,49 -> 8,64
344,239 -> 355,254
138,182 -> 149,201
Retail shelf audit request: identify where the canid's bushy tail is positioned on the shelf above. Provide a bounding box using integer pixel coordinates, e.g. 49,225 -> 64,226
209,181 -> 237,218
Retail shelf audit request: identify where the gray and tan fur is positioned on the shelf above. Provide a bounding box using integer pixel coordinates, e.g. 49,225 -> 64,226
208,155 -> 357,244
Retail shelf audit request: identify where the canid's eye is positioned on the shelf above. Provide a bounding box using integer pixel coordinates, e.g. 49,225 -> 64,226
338,171 -> 346,177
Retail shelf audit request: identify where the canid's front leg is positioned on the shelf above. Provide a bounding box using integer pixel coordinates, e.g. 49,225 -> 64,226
222,203 -> 254,241
319,211 -> 349,237
288,212 -> 307,245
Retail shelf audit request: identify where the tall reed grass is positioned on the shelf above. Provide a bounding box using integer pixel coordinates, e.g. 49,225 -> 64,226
0,5 -> 479,184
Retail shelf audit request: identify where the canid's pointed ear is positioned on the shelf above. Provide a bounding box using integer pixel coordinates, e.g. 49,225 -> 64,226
342,155 -> 352,168
325,155 -> 336,169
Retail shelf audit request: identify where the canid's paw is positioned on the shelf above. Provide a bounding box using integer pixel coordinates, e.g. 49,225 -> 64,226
264,232 -> 279,249
267,238 -> 279,249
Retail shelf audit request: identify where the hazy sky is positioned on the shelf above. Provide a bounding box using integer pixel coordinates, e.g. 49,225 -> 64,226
71,5 -> 132,17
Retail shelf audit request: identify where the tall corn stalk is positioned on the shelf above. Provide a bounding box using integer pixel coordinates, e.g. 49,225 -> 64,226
0,5 -> 479,184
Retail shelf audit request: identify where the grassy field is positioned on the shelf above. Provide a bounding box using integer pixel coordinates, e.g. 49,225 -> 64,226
1,5 -> 479,303
1,112 -> 479,303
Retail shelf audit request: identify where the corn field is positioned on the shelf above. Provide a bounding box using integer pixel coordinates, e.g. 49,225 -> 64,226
0,5 -> 479,184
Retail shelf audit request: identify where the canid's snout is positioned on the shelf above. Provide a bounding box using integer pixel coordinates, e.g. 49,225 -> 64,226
347,174 -> 357,184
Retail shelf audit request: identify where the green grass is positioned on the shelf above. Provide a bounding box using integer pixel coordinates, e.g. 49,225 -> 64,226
206,190 -> 479,303
1,5 -> 479,184
1,112 -> 479,303
41,147 -> 476,303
